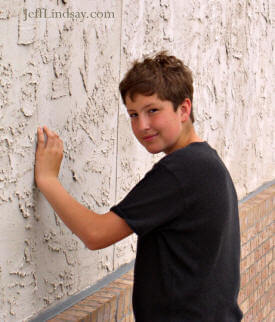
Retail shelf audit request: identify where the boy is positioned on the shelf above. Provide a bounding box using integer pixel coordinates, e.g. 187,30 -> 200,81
35,52 -> 243,321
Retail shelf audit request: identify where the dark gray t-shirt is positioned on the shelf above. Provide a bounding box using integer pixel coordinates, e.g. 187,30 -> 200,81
111,142 -> 243,322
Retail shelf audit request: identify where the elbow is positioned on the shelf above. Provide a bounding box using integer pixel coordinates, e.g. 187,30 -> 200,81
86,241 -> 100,251
84,231 -> 102,251
86,242 -> 107,251
79,220 -> 102,250
84,234 -> 113,251
86,243 -> 98,251
84,235 -> 99,251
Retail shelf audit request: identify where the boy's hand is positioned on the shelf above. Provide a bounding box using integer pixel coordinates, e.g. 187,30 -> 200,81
35,126 -> 63,187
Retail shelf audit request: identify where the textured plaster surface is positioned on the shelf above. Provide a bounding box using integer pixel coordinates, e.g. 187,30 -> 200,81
0,0 -> 273,320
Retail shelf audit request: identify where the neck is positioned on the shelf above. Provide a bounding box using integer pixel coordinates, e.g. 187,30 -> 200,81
179,121 -> 203,148
164,121 -> 203,155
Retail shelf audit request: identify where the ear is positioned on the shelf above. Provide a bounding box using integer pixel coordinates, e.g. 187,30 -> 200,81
178,98 -> 192,122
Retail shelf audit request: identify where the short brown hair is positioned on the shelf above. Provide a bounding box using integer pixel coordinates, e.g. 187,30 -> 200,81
119,51 -> 195,123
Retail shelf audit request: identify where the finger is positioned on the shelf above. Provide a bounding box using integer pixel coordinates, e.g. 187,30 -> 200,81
43,126 -> 56,148
53,132 -> 61,148
59,139 -> 64,152
37,127 -> 45,149
43,125 -> 53,136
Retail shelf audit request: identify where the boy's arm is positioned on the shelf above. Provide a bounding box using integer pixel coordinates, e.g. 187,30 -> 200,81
35,126 -> 133,250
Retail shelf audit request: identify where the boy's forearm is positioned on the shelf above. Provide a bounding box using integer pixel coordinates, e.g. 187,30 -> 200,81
37,178 -> 99,248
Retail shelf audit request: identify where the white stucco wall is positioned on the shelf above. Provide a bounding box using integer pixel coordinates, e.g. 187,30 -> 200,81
0,0 -> 273,320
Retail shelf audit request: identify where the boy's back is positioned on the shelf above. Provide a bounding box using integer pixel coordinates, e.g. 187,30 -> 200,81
111,141 -> 243,321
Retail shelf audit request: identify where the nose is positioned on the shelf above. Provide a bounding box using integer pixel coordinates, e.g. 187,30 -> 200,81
137,114 -> 150,131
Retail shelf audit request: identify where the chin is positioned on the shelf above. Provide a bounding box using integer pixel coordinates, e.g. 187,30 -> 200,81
149,150 -> 162,155
144,146 -> 163,154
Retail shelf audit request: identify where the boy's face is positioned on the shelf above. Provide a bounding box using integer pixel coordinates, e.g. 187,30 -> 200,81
125,93 -> 187,155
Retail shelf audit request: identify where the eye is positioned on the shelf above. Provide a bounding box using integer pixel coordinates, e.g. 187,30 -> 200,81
129,113 -> 138,118
149,108 -> 158,114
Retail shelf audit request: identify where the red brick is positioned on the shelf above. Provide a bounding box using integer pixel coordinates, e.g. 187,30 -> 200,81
100,301 -> 110,321
72,304 -> 95,314
240,269 -> 250,287
240,257 -> 247,273
240,298 -> 249,314
242,241 -> 251,258
117,293 -> 125,321
100,286 -> 123,297
250,235 -> 259,252
256,284 -> 264,300
240,229 -> 249,244
121,270 -> 134,279
129,313 -> 135,322
93,305 -> 105,322
258,192 -> 273,211
261,264 -> 269,281
262,238 -> 271,255
255,220 -> 262,233
264,185 -> 275,195
265,310 -> 274,322
264,224 -> 272,240
254,299 -> 261,314
120,274 -> 134,281
248,209 -> 257,227
256,310 -> 264,321
78,298 -> 101,308
47,318 -> 73,322
243,312 -> 253,322
116,278 -> 134,286
247,225 -> 257,242
110,281 -> 131,290
254,274 -> 261,289
259,255 -> 266,272
238,286 -> 246,304
258,230 -> 265,245
107,296 -> 118,321
264,276 -> 272,290
248,291 -> 256,308
124,286 -> 132,315
93,290 -> 117,300
54,309 -> 88,321
248,262 -> 256,280
239,206 -> 250,230
263,301 -> 271,318
255,247 -> 262,261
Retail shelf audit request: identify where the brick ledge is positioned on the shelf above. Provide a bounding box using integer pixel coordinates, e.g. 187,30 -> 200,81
47,270 -> 134,322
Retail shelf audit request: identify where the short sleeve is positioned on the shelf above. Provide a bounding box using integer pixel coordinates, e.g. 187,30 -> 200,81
110,163 -> 184,237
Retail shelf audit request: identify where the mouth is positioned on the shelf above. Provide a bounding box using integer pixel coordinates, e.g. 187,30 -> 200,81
143,134 -> 158,142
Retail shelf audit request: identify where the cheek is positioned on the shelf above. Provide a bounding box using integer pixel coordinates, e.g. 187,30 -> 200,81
157,115 -> 174,128
153,115 -> 167,129
131,121 -> 139,138
161,117 -> 181,136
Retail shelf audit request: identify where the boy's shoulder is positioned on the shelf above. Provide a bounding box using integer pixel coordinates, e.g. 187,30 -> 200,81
159,141 -> 216,166
156,141 -> 230,184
